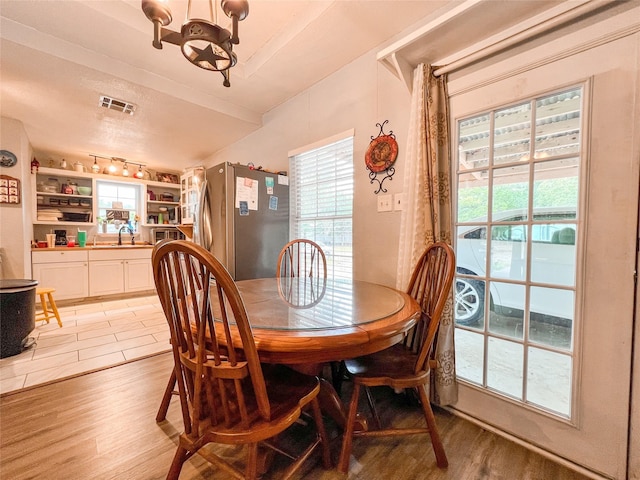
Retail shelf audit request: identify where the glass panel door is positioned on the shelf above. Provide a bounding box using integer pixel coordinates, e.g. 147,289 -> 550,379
455,87 -> 581,417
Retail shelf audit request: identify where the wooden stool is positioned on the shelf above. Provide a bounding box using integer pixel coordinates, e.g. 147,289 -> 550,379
35,288 -> 62,328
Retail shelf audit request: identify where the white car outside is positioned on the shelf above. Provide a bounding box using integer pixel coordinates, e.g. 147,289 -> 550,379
455,209 -> 577,326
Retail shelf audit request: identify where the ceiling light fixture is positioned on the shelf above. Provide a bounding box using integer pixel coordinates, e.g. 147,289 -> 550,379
91,155 -> 101,173
90,155 -> 147,178
141,0 -> 249,87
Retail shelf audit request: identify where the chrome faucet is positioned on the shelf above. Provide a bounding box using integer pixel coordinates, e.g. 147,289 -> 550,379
118,225 -> 135,245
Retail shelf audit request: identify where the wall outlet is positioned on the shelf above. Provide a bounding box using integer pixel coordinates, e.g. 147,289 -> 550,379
377,194 -> 392,212
394,193 -> 405,211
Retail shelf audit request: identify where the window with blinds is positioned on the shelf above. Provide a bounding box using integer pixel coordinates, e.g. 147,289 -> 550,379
289,134 -> 354,279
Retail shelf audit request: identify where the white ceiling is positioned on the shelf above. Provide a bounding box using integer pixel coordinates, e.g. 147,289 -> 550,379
0,0 -> 586,172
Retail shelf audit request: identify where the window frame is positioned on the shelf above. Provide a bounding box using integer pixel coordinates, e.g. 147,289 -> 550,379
96,179 -> 143,234
288,130 -> 354,280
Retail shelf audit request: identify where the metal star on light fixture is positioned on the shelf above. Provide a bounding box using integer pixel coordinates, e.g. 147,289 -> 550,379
141,0 -> 249,87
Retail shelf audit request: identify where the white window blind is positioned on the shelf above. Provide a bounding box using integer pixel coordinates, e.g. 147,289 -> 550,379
290,135 -> 354,279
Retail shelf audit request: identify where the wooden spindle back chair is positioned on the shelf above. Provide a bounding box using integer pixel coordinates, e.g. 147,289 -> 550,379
337,242 -> 456,473
276,239 -> 327,279
153,240 -> 331,479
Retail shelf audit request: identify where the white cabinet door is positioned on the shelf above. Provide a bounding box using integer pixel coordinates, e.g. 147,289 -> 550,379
32,262 -> 89,300
124,258 -> 154,292
89,260 -> 125,296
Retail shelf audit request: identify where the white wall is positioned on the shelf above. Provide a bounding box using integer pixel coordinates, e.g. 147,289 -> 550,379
209,50 -> 413,286
0,117 -> 33,279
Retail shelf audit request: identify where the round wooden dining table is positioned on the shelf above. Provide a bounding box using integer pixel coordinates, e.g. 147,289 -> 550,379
231,277 -> 421,428
234,277 -> 420,365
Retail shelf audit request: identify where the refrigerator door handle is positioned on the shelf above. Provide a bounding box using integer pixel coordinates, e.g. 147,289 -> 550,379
195,178 -> 213,251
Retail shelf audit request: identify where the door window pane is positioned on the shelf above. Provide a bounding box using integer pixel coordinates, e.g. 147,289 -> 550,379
492,165 -> 529,220
455,276 -> 486,328
534,89 -> 582,159
487,337 -> 523,399
490,225 -> 527,281
493,102 -> 531,166
531,224 -> 576,287
455,329 -> 484,384
488,282 -> 525,340
457,172 -> 489,222
533,158 -> 579,215
527,347 -> 572,417
458,114 -> 491,171
529,286 -> 574,350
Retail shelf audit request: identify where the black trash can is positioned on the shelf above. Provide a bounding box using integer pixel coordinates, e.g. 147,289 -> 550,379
0,279 -> 38,358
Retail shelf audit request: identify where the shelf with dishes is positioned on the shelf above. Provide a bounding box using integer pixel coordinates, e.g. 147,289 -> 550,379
144,186 -> 180,226
31,166 -> 183,226
35,173 -> 94,224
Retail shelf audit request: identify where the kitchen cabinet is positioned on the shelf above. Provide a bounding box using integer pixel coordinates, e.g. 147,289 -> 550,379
88,259 -> 125,296
124,258 -> 154,291
33,168 -> 94,225
88,248 -> 153,296
144,181 -> 180,226
32,250 -> 89,300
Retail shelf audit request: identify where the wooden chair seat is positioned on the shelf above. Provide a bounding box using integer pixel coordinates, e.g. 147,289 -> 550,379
344,343 -> 428,385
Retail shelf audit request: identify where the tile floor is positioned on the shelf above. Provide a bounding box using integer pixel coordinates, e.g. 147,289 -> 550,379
0,294 -> 170,395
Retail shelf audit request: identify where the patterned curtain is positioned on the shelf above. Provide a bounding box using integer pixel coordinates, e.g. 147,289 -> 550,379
396,64 -> 456,405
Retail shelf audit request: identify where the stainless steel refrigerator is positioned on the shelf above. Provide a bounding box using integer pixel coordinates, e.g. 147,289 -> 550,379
194,162 -> 289,280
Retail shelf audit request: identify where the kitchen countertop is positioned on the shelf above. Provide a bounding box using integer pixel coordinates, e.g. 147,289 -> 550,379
32,244 -> 154,251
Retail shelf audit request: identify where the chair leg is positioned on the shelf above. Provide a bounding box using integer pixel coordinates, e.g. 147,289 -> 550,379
417,385 -> 448,468
166,445 -> 189,480
310,397 -> 332,469
363,386 -> 381,430
338,383 -> 361,474
156,369 -> 177,422
245,443 -> 259,480
46,292 -> 62,327
38,293 -> 51,324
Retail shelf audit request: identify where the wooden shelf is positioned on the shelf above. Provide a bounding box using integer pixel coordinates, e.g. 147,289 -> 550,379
177,224 -> 193,239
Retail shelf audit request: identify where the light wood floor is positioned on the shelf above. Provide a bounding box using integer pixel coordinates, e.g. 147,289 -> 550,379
0,351 -> 590,480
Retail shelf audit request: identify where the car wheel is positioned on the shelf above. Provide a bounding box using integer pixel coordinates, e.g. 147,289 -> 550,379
455,277 -> 485,326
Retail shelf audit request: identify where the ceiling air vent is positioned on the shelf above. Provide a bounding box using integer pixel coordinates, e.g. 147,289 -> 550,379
99,95 -> 136,115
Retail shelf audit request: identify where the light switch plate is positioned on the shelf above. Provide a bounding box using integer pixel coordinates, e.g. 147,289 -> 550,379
377,194 -> 392,212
